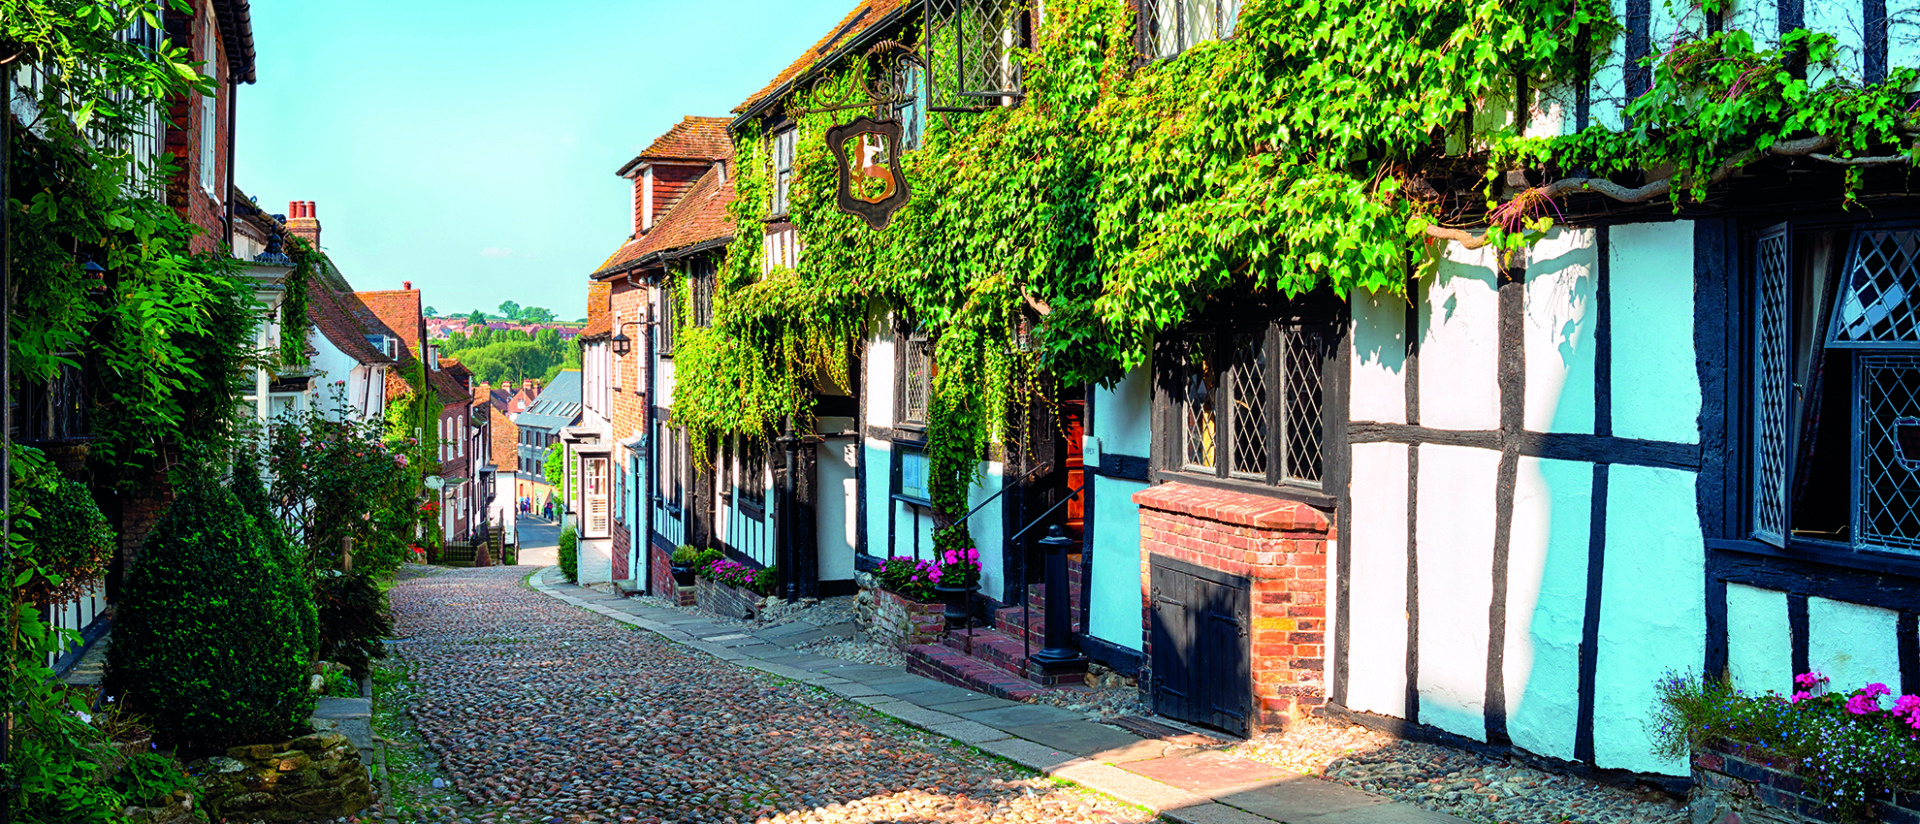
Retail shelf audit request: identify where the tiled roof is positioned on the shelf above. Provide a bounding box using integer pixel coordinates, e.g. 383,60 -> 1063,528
518,371 -> 583,432
353,289 -> 424,360
591,162 -> 736,278
580,282 -> 614,340
428,363 -> 470,404
306,280 -> 394,366
735,0 -> 907,115
489,406 -> 518,476
618,116 -> 733,175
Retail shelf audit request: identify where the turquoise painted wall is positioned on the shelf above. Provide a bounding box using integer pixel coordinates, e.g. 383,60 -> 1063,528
1088,475 -> 1146,651
1809,597 -> 1903,695
863,443 -> 891,558
1607,222 -> 1700,444
1726,584 -> 1792,695
1506,457 -> 1592,762
1596,464 -> 1704,774
1093,367 -> 1152,457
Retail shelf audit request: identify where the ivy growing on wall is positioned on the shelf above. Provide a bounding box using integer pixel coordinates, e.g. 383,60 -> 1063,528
665,0 -> 1920,537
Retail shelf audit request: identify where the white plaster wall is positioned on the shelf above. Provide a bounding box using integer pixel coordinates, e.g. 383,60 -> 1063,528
1807,0 -> 1865,84
1506,457 -> 1593,763
1524,229 -> 1599,435
968,462 -> 1007,600
1725,0 -> 1781,49
868,327 -> 897,427
1726,583 -> 1792,695
1808,597 -> 1903,694
1093,366 -> 1153,458
1588,0 -> 1630,131
1420,248 -> 1501,431
1416,443 -> 1500,741
1595,465 -> 1704,775
1609,222 -> 1700,445
579,538 -> 612,585
1343,442 -> 1410,717
1089,475 -> 1147,651
1350,289 -> 1407,424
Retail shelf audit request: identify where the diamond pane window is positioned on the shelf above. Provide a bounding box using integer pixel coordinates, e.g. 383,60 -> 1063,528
691,258 -> 716,328
1856,354 -> 1920,552
958,0 -> 1026,97
1282,326 -> 1326,484
1753,227 -> 1791,546
1228,333 -> 1267,478
1142,0 -> 1241,59
899,334 -> 932,427
1830,228 -> 1920,347
1182,334 -> 1217,470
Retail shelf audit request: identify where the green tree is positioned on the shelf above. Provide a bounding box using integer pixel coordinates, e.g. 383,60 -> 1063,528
519,306 -> 556,323
498,300 -> 522,320
468,309 -> 488,328
424,306 -> 438,316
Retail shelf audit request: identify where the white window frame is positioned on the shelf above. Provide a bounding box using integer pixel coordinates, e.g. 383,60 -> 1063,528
771,128 -> 796,216
197,4 -> 221,197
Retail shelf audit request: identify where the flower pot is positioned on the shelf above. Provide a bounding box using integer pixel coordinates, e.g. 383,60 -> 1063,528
670,564 -> 697,587
934,583 -> 976,630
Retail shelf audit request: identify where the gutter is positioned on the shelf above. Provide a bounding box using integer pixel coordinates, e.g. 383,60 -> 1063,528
593,234 -> 736,282
729,0 -> 921,132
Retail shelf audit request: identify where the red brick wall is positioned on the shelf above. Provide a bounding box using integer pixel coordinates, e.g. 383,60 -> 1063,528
165,3 -> 231,253
1133,483 -> 1332,732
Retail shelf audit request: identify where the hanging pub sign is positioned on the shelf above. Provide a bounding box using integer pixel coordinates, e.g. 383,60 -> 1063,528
826,117 -> 912,230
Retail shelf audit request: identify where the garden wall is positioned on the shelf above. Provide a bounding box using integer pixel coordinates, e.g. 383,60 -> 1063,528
855,582 -> 944,650
1691,739 -> 1920,824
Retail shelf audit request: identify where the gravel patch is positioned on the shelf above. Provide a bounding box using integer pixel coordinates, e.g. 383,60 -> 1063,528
1229,719 -> 1685,824
627,592 -> 857,633
791,639 -> 905,668
382,566 -> 1153,824
1027,682 -> 1150,721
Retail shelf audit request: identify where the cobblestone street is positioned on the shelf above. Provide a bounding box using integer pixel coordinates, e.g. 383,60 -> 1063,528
382,565 -> 1159,824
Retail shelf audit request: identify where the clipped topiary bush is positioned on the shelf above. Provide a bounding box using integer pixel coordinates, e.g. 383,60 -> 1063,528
231,458 -> 319,664
105,474 -> 314,753
10,447 -> 116,605
558,526 -> 579,583
314,571 -> 392,679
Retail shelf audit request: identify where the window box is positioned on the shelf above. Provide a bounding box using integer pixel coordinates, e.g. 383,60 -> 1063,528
1692,739 -> 1920,823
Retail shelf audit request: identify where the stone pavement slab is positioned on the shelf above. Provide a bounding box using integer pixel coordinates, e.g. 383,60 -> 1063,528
975,736 -> 1079,772
1122,750 -> 1288,795
1211,778 -> 1395,821
925,719 -> 1015,744
926,695 -> 1017,714
959,702 -> 1083,727
1002,720 -> 1152,758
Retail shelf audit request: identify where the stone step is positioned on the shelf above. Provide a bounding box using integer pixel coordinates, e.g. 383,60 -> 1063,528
904,643 -> 1053,701
936,623 -> 1090,687
993,602 -> 1085,645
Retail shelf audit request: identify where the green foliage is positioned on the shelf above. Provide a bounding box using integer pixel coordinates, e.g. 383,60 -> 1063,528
105,751 -> 197,808
320,667 -> 356,697
557,527 -> 579,583
1656,673 -> 1920,821
543,445 -> 566,490
231,457 -> 319,665
267,400 -> 419,577
874,556 -> 936,602
671,544 -> 702,565
9,446 -> 116,605
498,300 -> 522,320
279,237 -> 317,368
3,604 -> 131,823
313,571 -> 393,680
106,474 -> 315,753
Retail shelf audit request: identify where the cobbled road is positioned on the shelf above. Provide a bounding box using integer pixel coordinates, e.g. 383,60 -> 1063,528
386,566 -> 1158,824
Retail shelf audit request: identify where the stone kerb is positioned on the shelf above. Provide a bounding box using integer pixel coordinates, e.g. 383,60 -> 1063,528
188,730 -> 373,822
856,583 -> 945,650
1133,482 -> 1332,733
1692,740 -> 1920,824
695,576 -> 769,620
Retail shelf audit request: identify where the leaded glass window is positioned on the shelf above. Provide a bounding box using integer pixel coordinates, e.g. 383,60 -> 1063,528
1167,313 -> 1329,491
898,333 -> 932,428
1142,0 -> 1241,59
957,0 -> 1027,98
771,128 -> 797,215
691,258 -> 716,328
1752,226 -> 1791,546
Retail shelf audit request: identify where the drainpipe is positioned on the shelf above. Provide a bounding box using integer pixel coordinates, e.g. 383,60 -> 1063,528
643,280 -> 658,591
779,415 -> 797,603
223,77 -> 236,250
2,61 -> 15,824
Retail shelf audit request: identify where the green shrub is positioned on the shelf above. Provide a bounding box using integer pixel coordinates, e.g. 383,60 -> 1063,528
689,547 -> 724,579
313,571 -> 393,680
6,605 -> 125,823
749,565 -> 779,597
105,474 -> 314,753
558,526 -> 578,583
671,544 -> 701,565
231,458 -> 319,664
10,448 -> 116,605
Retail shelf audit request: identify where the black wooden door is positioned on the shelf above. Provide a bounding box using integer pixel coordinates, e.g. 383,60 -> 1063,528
1149,557 -> 1251,736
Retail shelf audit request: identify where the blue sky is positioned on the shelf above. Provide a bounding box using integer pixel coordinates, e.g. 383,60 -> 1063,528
236,0 -> 849,321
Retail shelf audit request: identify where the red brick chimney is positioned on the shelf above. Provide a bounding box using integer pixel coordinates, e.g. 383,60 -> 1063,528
402,281 -> 412,290
287,201 -> 321,249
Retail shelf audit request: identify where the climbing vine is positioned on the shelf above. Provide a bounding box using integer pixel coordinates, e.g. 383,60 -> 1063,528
666,0 -> 1920,536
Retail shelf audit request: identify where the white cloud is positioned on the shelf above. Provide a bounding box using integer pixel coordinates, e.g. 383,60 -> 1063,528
480,247 -> 514,258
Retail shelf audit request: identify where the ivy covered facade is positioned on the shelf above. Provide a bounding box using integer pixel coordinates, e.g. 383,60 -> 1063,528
583,0 -> 1920,779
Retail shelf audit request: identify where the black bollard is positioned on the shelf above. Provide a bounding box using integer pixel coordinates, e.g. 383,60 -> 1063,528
1026,525 -> 1087,683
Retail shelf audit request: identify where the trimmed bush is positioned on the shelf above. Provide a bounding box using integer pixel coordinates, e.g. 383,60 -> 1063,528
105,474 -> 314,753
10,449 -> 115,605
558,526 -> 578,583
314,571 -> 392,679
231,459 -> 319,664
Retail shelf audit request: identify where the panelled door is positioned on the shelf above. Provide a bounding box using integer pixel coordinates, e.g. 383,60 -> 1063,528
1149,556 -> 1251,736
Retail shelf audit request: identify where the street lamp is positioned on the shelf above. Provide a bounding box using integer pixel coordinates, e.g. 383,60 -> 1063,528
611,320 -> 647,357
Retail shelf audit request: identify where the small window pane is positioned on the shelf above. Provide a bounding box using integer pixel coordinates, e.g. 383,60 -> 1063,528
1753,228 -> 1791,544
1228,332 -> 1268,479
1183,335 -> 1217,470
1830,228 -> 1920,346
1856,354 -> 1920,553
1282,325 -> 1326,484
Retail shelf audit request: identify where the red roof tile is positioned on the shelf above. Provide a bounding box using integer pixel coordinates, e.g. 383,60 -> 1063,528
306,281 -> 395,365
580,282 -> 614,339
352,289 -> 424,362
735,0 -> 907,115
428,363 -> 470,404
591,162 -> 736,278
618,116 -> 734,175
